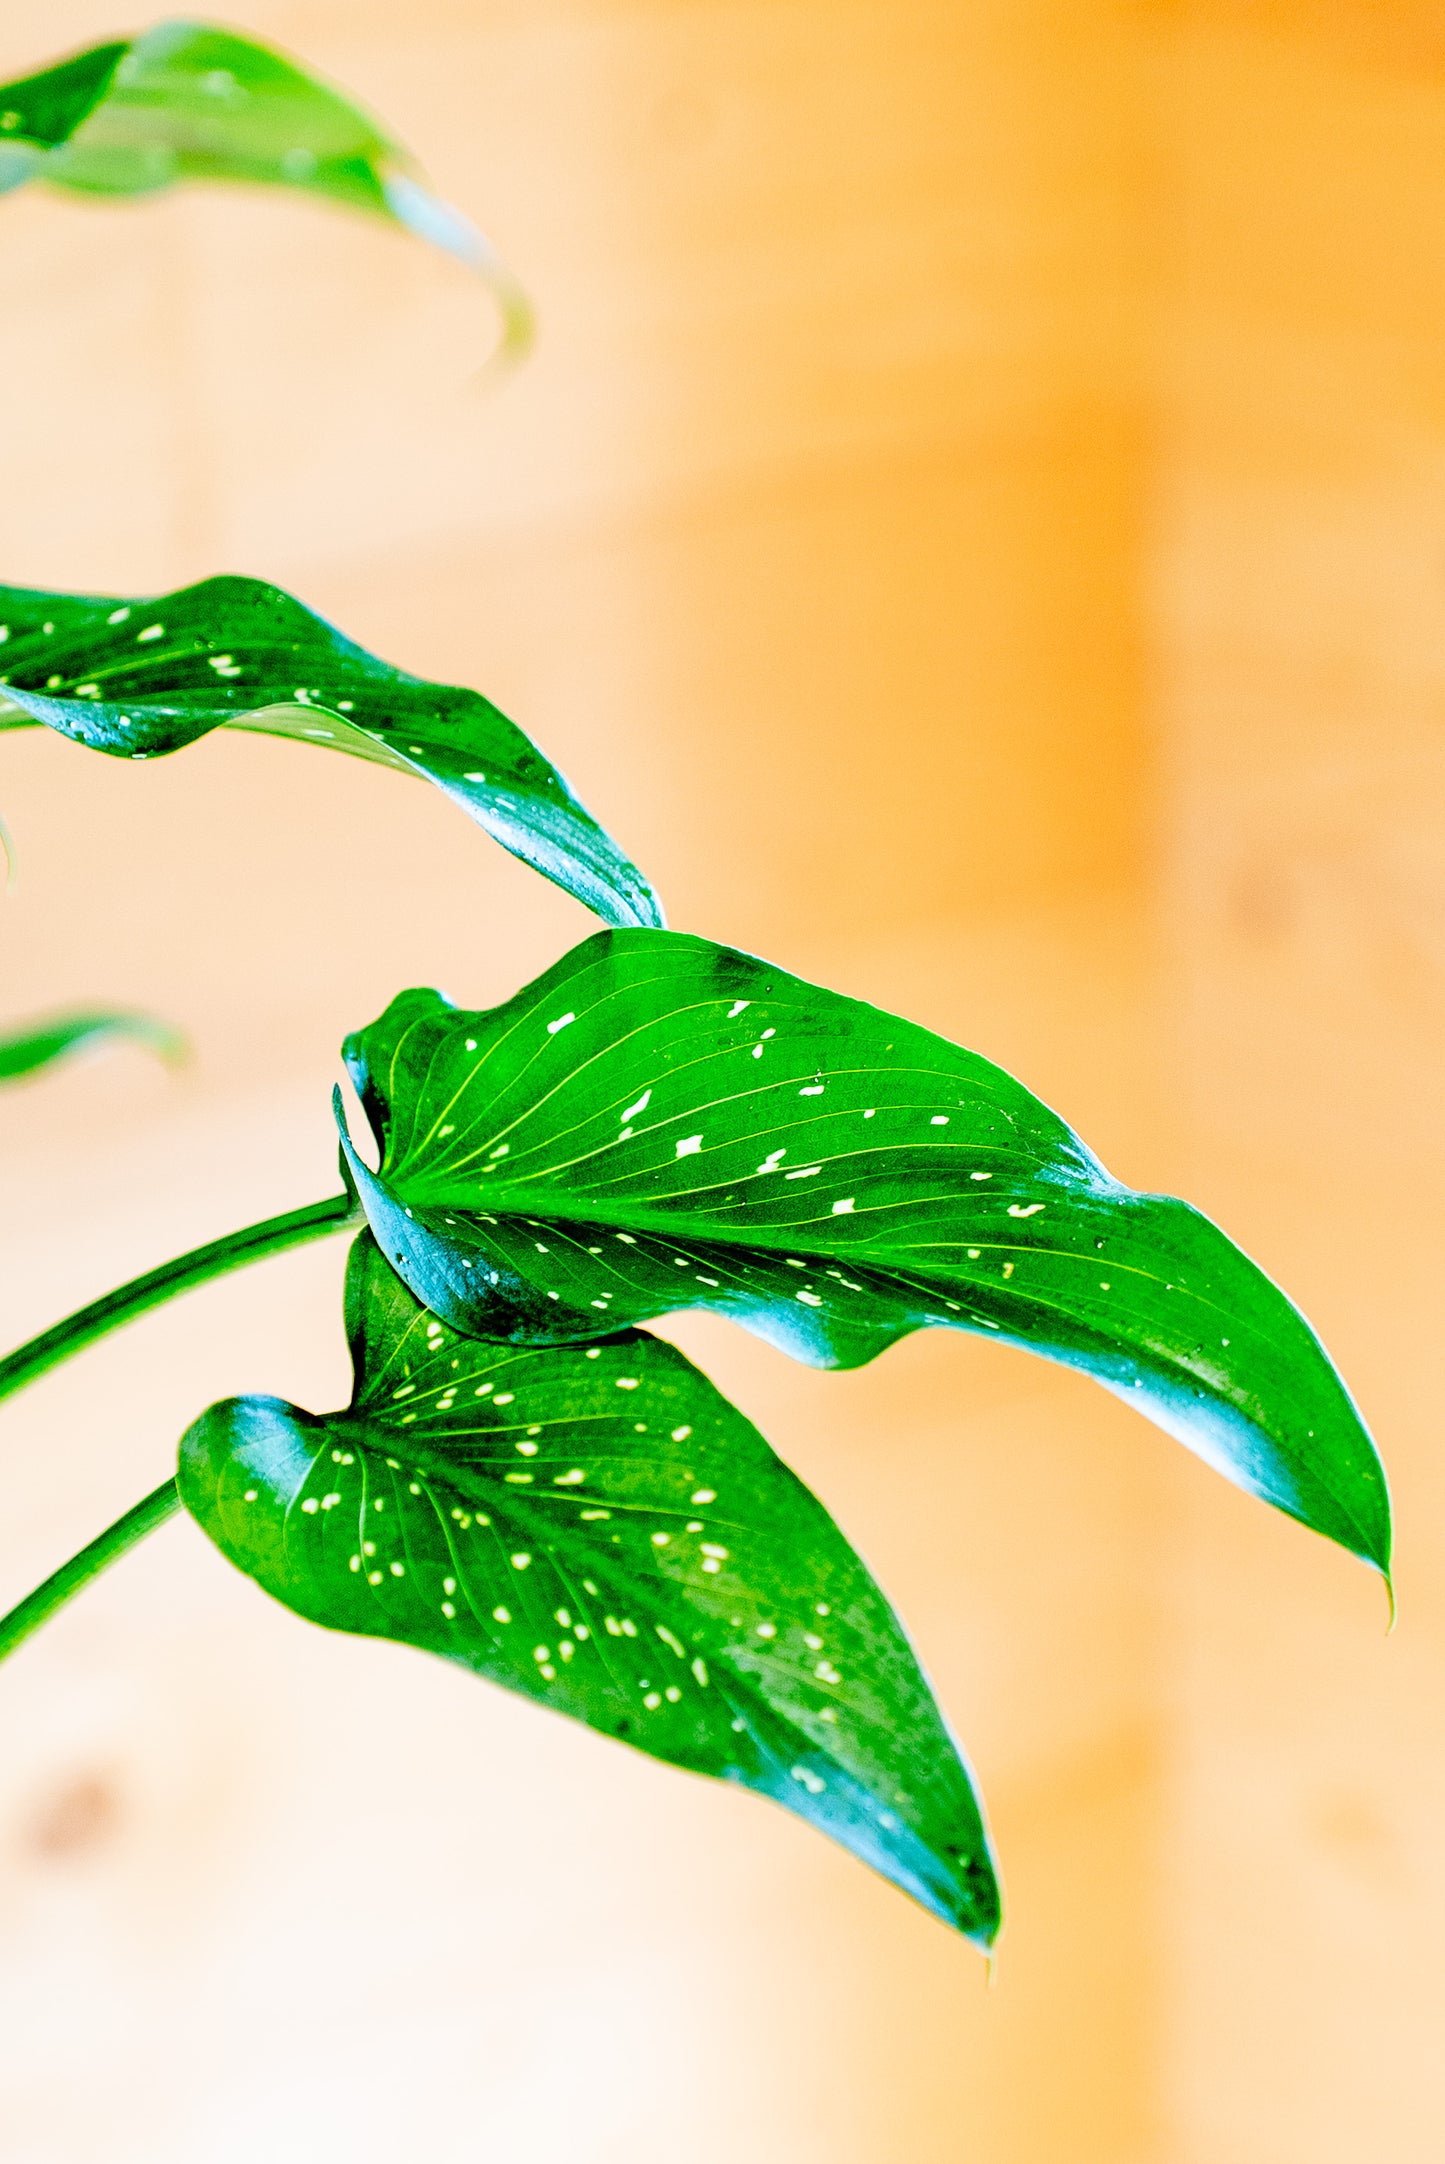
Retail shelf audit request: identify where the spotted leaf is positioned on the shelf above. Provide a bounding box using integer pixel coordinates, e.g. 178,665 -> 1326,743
0,1007 -> 186,1081
180,1232 -> 998,1943
0,21 -> 530,353
337,928 -> 1390,1578
0,575 -> 662,929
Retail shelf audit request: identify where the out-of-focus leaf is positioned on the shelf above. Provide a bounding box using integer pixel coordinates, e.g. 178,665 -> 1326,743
0,575 -> 662,930
180,1232 -> 1000,1943
0,41 -> 127,189
0,21 -> 530,353
336,928 -> 1391,1579
0,1007 -> 186,1081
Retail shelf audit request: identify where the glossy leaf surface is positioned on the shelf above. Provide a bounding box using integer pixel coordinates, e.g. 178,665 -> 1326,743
0,1008 -> 186,1081
180,1232 -> 998,1941
0,21 -> 529,351
0,575 -> 662,929
339,929 -> 1390,1575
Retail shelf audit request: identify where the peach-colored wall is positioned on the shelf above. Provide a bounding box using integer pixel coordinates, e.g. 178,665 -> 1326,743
1159,15 -> 1445,2159
0,5 -> 1436,2160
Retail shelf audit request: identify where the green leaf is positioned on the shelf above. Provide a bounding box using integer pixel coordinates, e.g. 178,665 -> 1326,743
0,41 -> 126,181
0,1007 -> 187,1081
0,21 -> 530,353
336,929 -> 1390,1578
180,1231 -> 999,1943
0,574 -> 662,930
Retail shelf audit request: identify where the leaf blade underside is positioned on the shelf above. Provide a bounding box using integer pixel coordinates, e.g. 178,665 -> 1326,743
0,574 -> 662,929
180,1232 -> 999,1943
0,1007 -> 186,1081
337,928 -> 1390,1577
0,21 -> 530,352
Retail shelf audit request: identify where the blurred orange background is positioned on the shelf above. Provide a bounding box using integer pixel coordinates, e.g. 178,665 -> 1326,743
0,2 -> 1438,2157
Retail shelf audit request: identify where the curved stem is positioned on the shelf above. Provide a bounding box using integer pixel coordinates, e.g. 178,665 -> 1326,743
0,1191 -> 361,1662
0,1477 -> 181,1666
0,1190 -> 357,1407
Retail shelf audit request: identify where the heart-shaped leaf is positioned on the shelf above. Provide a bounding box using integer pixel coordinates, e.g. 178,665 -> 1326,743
0,1007 -> 186,1081
336,929 -> 1390,1578
0,21 -> 530,352
0,575 -> 662,929
180,1232 -> 999,1943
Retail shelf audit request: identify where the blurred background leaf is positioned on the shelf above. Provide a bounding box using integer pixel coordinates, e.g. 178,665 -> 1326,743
0,1006 -> 186,1082
0,19 -> 531,357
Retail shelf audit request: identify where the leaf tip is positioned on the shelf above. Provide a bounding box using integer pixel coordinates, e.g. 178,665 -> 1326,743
145,1019 -> 191,1070
1340,1461 -> 1393,1592
917,1832 -> 1002,1952
483,273 -> 536,372
380,170 -> 535,370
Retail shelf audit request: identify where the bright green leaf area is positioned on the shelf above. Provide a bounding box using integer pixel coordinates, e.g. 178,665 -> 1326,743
0,574 -> 662,930
338,929 -> 1390,1578
0,21 -> 530,351
0,1007 -> 186,1081
180,1231 -> 999,1943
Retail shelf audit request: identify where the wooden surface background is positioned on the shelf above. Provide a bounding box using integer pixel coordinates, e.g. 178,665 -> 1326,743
0,4 -> 1438,2157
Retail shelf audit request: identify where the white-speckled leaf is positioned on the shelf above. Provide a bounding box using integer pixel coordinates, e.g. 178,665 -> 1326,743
179,1233 -> 999,1943
0,575 -> 661,928
337,928 -> 1390,1578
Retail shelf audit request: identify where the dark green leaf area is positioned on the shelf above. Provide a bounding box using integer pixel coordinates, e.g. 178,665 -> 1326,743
0,575 -> 661,929
0,1008 -> 186,1081
0,39 -> 127,156
179,1234 -> 998,1943
340,931 -> 1389,1576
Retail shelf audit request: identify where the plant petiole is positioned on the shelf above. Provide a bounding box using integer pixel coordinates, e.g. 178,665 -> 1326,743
0,1190 -> 359,1408
0,1192 -> 364,1666
0,1477 -> 181,1667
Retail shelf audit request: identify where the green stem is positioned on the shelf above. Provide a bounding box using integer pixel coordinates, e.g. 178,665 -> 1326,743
0,1190 -> 357,1406
0,1191 -> 360,1664
0,1477 -> 182,1665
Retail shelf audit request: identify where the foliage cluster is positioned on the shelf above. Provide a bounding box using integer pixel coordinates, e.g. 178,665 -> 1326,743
0,22 -> 1389,1954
